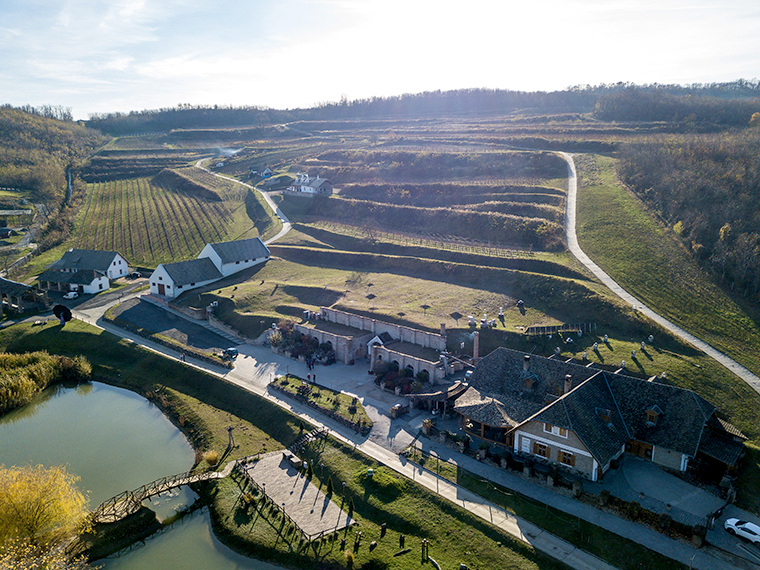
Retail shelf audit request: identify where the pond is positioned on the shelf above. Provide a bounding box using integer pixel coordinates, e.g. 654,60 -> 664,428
0,381 -> 281,570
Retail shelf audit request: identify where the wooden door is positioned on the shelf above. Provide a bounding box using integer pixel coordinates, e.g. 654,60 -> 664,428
158,283 -> 165,295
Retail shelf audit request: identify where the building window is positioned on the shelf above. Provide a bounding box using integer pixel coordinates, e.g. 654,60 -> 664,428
236,261 -> 240,264
99,283 -> 103,290
646,410 -> 658,426
533,442 -> 549,458
158,276 -> 162,280
559,450 -> 575,467
543,423 -> 568,438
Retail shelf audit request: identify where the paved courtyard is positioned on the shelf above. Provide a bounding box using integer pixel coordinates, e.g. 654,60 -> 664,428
242,451 -> 354,538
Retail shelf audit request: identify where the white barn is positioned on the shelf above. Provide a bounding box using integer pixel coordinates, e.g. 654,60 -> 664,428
150,258 -> 222,299
198,237 -> 270,278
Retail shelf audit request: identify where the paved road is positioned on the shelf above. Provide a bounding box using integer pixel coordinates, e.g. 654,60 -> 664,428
194,160 -> 292,245
560,152 -> 760,396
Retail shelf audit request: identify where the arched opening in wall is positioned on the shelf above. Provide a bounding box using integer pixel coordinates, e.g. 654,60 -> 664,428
405,364 -> 415,376
390,360 -> 400,372
319,340 -> 333,352
417,369 -> 430,383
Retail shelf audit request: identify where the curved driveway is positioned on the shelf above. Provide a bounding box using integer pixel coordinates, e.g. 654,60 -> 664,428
194,160 -> 292,245
560,152 -> 760,395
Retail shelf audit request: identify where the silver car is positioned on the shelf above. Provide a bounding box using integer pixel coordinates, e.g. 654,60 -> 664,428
724,518 -> 760,544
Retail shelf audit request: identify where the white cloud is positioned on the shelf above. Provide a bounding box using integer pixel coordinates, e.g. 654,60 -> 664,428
1,0 -> 759,118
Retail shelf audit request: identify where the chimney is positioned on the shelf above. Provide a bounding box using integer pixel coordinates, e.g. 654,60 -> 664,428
564,374 -> 573,394
440,323 -> 446,338
523,355 -> 531,372
473,331 -> 480,362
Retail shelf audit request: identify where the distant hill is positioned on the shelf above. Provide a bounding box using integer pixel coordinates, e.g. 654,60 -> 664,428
86,81 -> 760,135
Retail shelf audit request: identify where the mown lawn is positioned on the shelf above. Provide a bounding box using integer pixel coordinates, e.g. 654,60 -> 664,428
274,374 -> 373,429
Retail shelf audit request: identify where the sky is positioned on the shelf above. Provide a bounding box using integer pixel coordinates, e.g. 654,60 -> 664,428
1,0 -> 759,120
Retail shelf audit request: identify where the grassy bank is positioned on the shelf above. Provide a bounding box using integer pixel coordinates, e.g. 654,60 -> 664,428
207,436 -> 568,570
403,447 -> 687,570
575,153 -> 760,377
0,320 -> 301,464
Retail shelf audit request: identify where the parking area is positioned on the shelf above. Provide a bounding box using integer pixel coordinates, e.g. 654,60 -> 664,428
109,297 -> 230,352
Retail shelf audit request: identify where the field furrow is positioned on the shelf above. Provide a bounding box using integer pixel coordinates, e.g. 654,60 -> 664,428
160,185 -> 198,255
118,179 -> 127,256
196,196 -> 226,241
77,182 -> 95,249
127,179 -> 143,263
146,180 -> 175,259
136,178 -> 156,262
172,190 -> 207,248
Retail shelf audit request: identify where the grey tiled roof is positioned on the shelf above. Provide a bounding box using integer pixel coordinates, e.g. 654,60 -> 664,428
38,269 -> 101,285
48,249 -> 125,272
708,416 -> 747,440
208,237 -> 270,265
454,387 -> 515,428
464,347 -> 598,425
607,374 -> 714,458
698,430 -> 745,465
0,276 -> 31,296
161,258 -> 222,286
458,347 -> 741,466
529,373 -> 630,467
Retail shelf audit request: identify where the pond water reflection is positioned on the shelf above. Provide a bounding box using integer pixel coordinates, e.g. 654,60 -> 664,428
0,381 -> 281,570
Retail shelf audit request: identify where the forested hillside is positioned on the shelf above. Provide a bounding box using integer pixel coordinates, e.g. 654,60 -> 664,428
86,81 -> 760,135
0,105 -> 108,200
617,130 -> 760,298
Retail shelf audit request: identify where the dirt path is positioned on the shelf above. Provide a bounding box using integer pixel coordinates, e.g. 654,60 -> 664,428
560,151 -> 760,395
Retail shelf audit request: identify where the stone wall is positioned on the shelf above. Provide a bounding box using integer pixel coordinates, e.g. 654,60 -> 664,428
370,344 -> 445,382
293,324 -> 372,365
319,307 -> 446,351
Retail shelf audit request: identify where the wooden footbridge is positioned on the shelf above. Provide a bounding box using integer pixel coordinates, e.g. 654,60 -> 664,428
91,462 -> 236,524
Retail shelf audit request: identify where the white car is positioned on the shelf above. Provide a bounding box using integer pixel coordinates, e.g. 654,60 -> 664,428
63,291 -> 79,300
724,518 -> 760,544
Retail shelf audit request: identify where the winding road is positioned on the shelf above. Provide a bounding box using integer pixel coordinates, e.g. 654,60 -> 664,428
560,152 -> 760,395
194,159 -> 292,245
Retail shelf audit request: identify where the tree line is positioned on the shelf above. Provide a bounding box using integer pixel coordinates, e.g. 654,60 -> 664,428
84,81 -> 760,135
617,131 -> 760,298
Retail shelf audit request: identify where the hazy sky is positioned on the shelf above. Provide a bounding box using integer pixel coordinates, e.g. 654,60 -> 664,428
1,0 -> 758,119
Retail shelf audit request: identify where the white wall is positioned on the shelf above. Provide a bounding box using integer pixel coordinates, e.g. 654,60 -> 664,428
149,265 -> 176,298
82,275 -> 110,294
106,254 -> 129,280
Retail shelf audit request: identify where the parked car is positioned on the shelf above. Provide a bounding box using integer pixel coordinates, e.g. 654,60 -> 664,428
221,348 -> 239,361
63,291 -> 79,300
724,518 -> 760,544
129,271 -> 141,279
